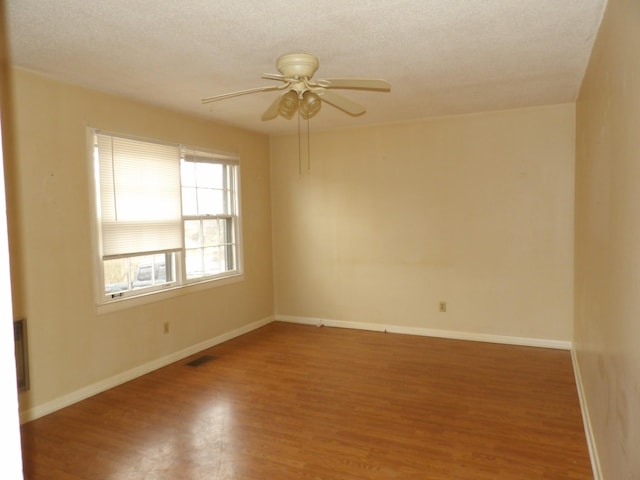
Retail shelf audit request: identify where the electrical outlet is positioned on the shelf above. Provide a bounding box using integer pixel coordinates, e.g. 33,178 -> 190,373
439,301 -> 447,313
163,322 -> 170,334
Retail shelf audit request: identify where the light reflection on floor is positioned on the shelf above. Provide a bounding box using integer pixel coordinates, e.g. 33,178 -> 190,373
110,396 -> 237,480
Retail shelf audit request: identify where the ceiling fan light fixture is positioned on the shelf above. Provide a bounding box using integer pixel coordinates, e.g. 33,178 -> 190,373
299,91 -> 322,120
278,90 -> 299,119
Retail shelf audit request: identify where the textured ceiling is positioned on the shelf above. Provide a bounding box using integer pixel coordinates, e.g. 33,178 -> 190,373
6,0 -> 606,136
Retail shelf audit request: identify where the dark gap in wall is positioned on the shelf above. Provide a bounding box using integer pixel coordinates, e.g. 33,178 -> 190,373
14,319 -> 29,391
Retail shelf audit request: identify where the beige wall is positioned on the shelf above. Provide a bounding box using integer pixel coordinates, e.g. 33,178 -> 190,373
0,2 -> 24,474
575,0 -> 640,478
271,104 -> 575,341
9,69 -> 273,414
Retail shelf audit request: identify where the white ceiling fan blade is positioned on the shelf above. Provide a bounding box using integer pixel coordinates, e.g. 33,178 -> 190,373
261,73 -> 287,82
317,90 -> 366,116
261,94 -> 283,121
201,85 -> 282,104
321,78 -> 391,91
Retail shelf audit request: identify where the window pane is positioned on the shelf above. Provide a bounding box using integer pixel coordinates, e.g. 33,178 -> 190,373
132,254 -> 169,289
184,220 -> 202,248
203,246 -> 225,274
219,189 -> 230,215
222,218 -> 233,244
181,187 -> 198,216
103,253 -> 174,296
196,163 -> 223,188
104,258 -> 131,294
180,160 -> 197,187
196,188 -> 219,215
202,219 -> 221,246
185,248 -> 203,279
227,244 -> 237,270
185,245 -> 233,279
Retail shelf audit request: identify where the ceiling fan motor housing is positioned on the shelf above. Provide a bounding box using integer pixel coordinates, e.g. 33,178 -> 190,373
276,53 -> 320,79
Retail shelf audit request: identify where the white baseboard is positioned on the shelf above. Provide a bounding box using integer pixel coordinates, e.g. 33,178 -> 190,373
571,349 -> 603,480
19,315 -> 274,424
275,314 -> 572,350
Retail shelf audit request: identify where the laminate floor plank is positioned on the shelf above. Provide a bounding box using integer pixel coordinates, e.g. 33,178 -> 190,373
20,322 -> 593,479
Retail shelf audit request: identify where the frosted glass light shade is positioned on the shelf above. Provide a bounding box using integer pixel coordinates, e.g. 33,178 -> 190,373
278,91 -> 299,119
299,91 -> 321,120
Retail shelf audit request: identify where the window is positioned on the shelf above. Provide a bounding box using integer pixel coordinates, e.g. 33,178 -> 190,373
92,130 -> 242,303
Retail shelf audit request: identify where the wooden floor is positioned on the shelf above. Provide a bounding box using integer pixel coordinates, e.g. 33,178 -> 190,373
20,322 -> 593,479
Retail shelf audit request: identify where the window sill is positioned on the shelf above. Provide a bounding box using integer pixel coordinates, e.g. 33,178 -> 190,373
96,273 -> 244,315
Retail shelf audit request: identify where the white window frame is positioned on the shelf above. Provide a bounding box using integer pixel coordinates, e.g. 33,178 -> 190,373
90,129 -> 243,307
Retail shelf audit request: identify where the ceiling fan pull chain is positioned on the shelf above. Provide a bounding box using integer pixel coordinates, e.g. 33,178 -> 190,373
307,117 -> 311,172
298,110 -> 302,175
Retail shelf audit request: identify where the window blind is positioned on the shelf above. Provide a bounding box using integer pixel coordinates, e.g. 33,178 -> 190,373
95,132 -> 183,258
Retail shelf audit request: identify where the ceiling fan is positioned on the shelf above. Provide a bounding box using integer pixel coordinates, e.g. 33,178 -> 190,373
201,53 -> 391,121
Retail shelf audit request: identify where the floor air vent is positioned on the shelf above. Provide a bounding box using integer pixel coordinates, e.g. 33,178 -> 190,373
186,355 -> 216,367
